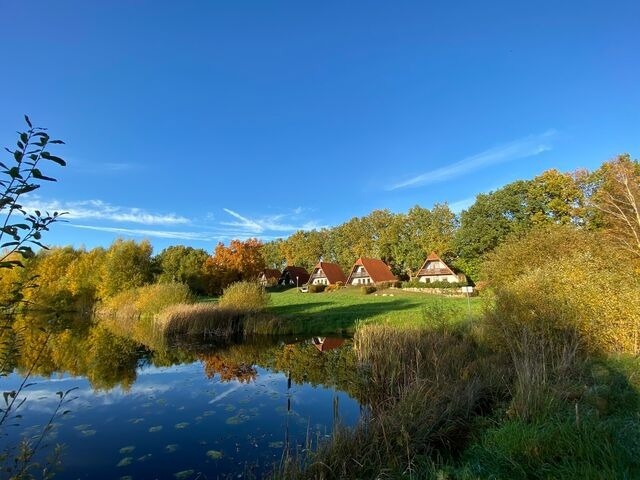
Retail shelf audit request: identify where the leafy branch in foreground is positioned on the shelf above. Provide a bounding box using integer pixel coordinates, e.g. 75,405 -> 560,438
1,115 -> 66,269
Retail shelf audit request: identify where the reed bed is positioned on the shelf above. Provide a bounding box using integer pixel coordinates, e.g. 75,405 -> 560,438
279,322 -> 504,479
155,303 -> 244,337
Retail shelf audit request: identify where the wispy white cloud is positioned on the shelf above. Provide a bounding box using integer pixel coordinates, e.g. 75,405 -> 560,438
67,224 -> 215,241
389,130 -> 557,191
21,198 -> 189,226
221,208 -> 327,234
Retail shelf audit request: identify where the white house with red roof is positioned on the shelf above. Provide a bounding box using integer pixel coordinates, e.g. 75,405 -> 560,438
415,252 -> 460,283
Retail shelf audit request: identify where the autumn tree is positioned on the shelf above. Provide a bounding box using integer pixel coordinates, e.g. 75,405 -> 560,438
589,154 -> 640,259
261,238 -> 286,269
279,230 -> 326,270
202,238 -> 265,295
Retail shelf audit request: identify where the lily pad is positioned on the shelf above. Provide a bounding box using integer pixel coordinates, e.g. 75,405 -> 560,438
202,410 -> 215,417
149,425 -> 163,433
226,414 -> 249,425
174,470 -> 194,479
74,424 -> 91,431
129,418 -> 145,424
116,457 -> 133,467
119,446 -> 136,454
80,429 -> 96,437
174,422 -> 189,429
224,405 -> 236,412
269,441 -> 284,448
137,454 -> 152,462
206,450 -> 223,459
165,444 -> 179,453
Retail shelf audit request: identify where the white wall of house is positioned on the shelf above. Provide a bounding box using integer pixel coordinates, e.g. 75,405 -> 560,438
350,276 -> 372,285
418,274 -> 459,283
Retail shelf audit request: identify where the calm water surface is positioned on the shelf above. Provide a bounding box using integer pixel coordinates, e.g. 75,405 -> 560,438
1,318 -> 362,479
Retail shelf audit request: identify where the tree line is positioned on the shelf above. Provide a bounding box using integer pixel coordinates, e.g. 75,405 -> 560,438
0,154 -> 637,308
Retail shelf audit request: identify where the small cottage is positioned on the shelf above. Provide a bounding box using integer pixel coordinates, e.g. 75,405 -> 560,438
258,269 -> 281,287
308,261 -> 347,286
346,257 -> 396,285
415,252 -> 460,283
278,266 -> 310,286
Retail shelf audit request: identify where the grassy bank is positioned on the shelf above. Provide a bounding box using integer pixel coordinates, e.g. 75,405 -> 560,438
276,322 -> 640,480
266,286 -> 483,333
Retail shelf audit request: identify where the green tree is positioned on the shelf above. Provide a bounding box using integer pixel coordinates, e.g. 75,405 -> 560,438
98,239 -> 154,298
156,245 -> 209,294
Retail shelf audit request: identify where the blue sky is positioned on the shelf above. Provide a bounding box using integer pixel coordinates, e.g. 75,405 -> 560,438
1,1 -> 639,252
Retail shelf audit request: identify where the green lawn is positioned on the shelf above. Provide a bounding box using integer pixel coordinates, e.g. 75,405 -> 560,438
266,286 -> 484,334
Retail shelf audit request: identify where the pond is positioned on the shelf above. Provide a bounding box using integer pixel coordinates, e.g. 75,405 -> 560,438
0,315 -> 363,479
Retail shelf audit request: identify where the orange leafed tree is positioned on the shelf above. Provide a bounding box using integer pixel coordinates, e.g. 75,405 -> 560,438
202,238 -> 266,295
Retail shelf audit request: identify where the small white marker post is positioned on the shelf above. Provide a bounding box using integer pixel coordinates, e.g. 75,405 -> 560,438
462,286 -> 473,318
296,275 -> 299,292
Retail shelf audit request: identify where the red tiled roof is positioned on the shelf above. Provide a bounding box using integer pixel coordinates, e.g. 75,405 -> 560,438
417,252 -> 455,276
282,266 -> 310,284
347,257 -> 397,283
311,262 -> 347,284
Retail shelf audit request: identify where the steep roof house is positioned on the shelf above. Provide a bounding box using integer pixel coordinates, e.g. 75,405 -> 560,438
346,257 -> 396,285
258,269 -> 281,286
279,266 -> 310,286
415,252 -> 460,283
308,262 -> 347,285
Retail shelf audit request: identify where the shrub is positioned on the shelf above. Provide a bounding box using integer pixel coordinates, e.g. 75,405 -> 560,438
308,284 -> 326,293
361,285 -> 376,295
99,282 -> 193,320
217,281 -> 269,312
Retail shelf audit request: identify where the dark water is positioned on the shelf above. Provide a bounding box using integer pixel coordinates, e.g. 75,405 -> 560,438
0,317 -> 362,479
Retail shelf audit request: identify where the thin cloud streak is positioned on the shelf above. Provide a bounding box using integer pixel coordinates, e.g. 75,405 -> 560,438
221,208 -> 327,234
67,224 -> 215,241
389,130 -> 556,191
22,198 -> 190,225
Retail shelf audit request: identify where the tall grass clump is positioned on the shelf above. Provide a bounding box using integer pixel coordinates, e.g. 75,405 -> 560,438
155,281 -> 278,337
98,282 -> 194,321
155,303 -> 244,337
217,281 -> 270,312
280,323 -> 504,479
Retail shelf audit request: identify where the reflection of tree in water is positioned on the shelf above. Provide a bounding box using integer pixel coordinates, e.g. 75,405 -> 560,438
201,354 -> 257,383
5,315 -> 367,404
5,315 -> 143,391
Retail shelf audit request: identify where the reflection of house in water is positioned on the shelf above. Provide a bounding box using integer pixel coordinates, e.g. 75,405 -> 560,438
311,337 -> 345,352
279,266 -> 310,286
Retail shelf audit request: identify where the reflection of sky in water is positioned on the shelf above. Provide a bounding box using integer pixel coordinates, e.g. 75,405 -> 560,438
1,361 -> 361,479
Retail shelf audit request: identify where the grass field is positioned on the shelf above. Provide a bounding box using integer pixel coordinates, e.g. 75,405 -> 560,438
266,286 -> 484,334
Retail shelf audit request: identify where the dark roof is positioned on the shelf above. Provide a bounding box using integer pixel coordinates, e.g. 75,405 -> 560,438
417,252 -> 455,276
312,262 -> 347,284
260,269 -> 281,280
281,266 -> 310,284
347,257 -> 396,283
